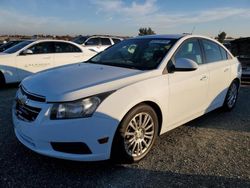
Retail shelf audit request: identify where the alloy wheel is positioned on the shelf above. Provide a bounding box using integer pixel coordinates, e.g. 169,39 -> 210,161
124,112 -> 155,157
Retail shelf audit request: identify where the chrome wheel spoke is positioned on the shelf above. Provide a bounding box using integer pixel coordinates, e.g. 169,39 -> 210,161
144,134 -> 153,140
144,123 -> 153,131
145,130 -> 154,135
129,122 -> 137,131
126,136 -> 135,144
139,141 -> 143,155
125,132 -> 135,136
142,114 -> 150,128
139,114 -> 143,127
127,139 -> 136,149
132,118 -> 139,129
132,142 -> 137,153
142,139 -> 149,148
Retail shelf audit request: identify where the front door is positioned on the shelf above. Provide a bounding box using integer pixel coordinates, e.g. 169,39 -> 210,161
16,42 -> 54,81
167,39 -> 209,127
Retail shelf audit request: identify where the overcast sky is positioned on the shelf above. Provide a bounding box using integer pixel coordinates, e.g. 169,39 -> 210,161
0,0 -> 250,37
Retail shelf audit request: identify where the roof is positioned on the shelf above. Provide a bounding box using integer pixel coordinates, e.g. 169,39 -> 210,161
24,39 -> 77,43
135,34 -> 185,39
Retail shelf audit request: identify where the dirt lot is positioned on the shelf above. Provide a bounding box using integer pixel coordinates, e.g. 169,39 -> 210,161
0,84 -> 250,187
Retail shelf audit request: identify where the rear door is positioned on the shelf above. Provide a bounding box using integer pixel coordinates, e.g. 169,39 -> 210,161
53,42 -> 84,67
200,39 -> 231,108
16,42 -> 54,81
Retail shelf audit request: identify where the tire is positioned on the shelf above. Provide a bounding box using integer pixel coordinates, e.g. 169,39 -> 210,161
0,73 -> 5,87
112,104 -> 159,163
223,81 -> 239,111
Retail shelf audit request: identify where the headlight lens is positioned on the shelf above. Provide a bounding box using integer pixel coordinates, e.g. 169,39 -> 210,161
50,96 -> 101,119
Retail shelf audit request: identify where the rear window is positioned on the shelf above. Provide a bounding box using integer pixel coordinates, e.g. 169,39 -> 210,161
55,42 -> 82,53
72,36 -> 88,44
112,38 -> 122,44
101,38 -> 112,45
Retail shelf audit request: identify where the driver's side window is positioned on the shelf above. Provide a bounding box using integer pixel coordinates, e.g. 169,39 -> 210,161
85,38 -> 100,46
27,42 -> 54,54
174,39 -> 203,65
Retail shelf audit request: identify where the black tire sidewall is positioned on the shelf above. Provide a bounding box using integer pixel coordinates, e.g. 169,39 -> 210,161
0,73 -> 5,87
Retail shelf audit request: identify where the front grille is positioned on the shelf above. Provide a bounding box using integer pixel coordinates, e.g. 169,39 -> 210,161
20,86 -> 46,102
15,100 -> 41,122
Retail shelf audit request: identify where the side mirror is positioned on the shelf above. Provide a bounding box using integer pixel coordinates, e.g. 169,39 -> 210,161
174,58 -> 198,71
21,49 -> 33,55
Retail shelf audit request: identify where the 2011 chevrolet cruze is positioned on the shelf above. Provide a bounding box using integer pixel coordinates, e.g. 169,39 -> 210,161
13,34 -> 241,163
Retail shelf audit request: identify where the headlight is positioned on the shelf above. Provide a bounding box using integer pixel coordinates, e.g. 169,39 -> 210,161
50,96 -> 101,119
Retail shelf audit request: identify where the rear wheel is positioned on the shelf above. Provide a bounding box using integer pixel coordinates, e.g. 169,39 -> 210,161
223,81 -> 239,111
112,104 -> 158,163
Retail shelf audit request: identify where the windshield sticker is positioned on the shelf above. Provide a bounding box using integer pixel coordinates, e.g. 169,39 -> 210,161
149,40 -> 171,44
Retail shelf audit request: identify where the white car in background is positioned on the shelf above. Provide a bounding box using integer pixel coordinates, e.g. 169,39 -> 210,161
0,40 -> 96,85
13,34 -> 241,163
72,35 -> 123,53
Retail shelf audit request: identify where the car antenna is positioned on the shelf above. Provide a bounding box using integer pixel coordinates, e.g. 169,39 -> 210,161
191,26 -> 196,34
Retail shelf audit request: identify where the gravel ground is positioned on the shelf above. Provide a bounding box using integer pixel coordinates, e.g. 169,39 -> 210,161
0,84 -> 250,187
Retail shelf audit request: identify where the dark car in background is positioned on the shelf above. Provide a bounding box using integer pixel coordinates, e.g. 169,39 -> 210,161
230,37 -> 250,81
0,40 -> 24,52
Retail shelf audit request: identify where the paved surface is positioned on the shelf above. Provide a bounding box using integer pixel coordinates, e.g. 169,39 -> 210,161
0,84 -> 250,187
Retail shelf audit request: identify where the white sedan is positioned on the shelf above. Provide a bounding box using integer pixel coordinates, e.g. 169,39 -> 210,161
0,39 -> 96,85
13,34 -> 241,163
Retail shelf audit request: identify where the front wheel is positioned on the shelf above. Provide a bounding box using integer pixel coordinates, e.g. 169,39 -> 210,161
223,81 -> 239,111
112,104 -> 158,163
0,73 -> 5,87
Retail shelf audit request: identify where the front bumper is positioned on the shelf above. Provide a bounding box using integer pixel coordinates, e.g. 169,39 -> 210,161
12,103 -> 119,161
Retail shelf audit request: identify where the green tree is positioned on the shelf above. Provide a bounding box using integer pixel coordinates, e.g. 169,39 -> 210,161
138,27 -> 156,36
218,31 -> 227,43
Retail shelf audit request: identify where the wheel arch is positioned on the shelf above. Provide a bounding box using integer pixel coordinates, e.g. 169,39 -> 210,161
117,100 -> 163,136
232,77 -> 240,88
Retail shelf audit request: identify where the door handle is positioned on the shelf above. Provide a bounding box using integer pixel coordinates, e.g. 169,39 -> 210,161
224,68 -> 229,72
200,75 -> 207,81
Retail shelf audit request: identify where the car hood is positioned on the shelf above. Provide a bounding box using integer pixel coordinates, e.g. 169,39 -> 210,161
22,63 -> 160,102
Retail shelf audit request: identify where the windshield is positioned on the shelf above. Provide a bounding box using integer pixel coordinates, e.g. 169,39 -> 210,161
4,40 -> 33,54
88,38 -> 177,70
72,36 -> 88,44
0,41 -> 22,52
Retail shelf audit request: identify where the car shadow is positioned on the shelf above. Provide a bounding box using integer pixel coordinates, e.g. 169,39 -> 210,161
183,86 -> 250,133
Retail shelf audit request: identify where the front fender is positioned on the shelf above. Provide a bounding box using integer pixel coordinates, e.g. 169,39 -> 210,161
96,74 -> 169,128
